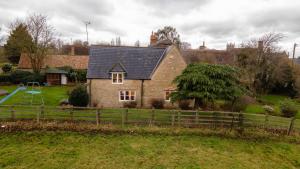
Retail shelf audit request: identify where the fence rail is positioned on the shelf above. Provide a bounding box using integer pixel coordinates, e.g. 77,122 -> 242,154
0,105 -> 299,135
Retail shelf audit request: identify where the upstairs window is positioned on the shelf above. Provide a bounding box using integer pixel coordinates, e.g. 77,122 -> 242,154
112,73 -> 123,84
119,90 -> 136,101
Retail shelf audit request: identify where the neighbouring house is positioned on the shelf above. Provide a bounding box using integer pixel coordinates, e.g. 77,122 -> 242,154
18,51 -> 89,85
181,42 -> 241,65
87,43 -> 187,108
45,68 -> 68,85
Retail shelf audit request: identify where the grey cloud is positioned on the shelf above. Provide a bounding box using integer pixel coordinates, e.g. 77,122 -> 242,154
248,7 -> 300,34
138,0 -> 210,16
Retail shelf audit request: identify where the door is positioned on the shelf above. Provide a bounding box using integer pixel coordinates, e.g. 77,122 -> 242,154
61,74 -> 67,85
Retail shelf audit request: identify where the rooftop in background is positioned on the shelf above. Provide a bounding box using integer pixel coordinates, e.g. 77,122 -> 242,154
87,45 -> 168,79
18,54 -> 89,70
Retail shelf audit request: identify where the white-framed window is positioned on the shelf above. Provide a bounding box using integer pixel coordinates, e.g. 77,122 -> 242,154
165,90 -> 174,101
112,72 -> 124,84
119,90 -> 136,101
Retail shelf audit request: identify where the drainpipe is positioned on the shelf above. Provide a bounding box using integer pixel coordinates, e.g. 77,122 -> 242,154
89,79 -> 92,107
141,80 -> 144,107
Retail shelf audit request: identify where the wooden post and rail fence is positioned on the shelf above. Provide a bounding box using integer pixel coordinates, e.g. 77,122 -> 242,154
0,105 -> 299,135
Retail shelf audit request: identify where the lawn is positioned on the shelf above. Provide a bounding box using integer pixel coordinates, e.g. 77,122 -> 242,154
244,94 -> 300,118
0,85 -> 72,106
0,131 -> 299,169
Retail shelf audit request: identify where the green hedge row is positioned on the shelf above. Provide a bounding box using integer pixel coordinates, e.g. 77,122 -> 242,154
0,70 -> 46,84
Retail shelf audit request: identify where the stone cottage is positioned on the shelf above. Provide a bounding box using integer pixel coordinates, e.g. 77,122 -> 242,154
87,44 -> 187,108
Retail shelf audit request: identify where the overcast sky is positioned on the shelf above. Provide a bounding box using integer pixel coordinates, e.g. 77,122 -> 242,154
0,0 -> 300,56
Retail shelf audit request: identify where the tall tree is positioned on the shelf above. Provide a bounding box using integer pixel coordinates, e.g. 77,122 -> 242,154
236,32 -> 285,94
4,23 -> 33,64
180,42 -> 191,50
134,40 -> 140,47
155,26 -> 181,46
23,13 -> 55,73
172,63 -> 244,109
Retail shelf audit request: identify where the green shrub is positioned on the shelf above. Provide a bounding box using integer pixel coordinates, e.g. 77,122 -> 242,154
10,70 -> 32,84
232,95 -> 255,112
2,63 -> 12,73
0,74 -> 11,83
10,70 -> 45,84
25,73 -> 46,84
150,99 -> 164,109
178,100 -> 191,110
69,85 -> 89,107
280,99 -> 298,118
123,101 -> 137,108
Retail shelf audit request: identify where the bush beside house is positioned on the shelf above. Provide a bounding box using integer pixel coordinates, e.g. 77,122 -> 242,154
69,85 -> 89,107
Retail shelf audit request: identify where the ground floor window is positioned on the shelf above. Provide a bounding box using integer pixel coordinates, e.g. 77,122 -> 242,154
119,90 -> 136,101
165,90 -> 175,101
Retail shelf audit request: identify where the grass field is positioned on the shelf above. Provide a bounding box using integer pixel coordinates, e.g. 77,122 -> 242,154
0,85 -> 72,106
0,131 -> 299,169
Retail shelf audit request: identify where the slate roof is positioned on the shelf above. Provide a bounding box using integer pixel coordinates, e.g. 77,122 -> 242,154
87,46 -> 168,79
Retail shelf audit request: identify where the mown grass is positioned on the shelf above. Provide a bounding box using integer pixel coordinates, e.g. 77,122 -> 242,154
0,131 -> 299,169
0,85 -> 72,106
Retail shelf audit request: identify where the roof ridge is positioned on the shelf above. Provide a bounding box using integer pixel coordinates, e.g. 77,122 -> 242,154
90,45 -> 166,49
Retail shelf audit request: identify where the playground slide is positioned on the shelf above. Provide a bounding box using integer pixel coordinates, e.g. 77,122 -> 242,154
0,86 -> 26,104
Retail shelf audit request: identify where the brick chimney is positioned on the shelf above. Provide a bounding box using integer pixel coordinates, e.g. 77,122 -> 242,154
70,45 -> 75,55
150,31 -> 158,46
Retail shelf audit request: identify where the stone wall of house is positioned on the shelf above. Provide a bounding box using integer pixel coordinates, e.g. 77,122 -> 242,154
143,46 -> 187,108
88,46 -> 187,108
88,79 -> 142,108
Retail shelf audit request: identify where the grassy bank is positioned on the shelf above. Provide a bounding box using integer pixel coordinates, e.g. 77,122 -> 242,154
0,131 -> 299,169
0,85 -> 72,106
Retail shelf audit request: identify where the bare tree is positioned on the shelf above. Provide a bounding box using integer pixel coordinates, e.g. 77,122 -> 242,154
134,40 -> 140,47
156,26 -> 181,46
237,32 -> 286,93
23,13 -> 55,73
180,42 -> 191,50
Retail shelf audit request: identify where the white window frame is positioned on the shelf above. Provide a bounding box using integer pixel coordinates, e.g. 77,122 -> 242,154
165,90 -> 174,101
112,72 -> 124,84
119,90 -> 136,101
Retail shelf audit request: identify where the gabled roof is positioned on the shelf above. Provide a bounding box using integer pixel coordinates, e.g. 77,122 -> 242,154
87,46 -> 168,79
109,62 -> 127,73
18,54 -> 89,70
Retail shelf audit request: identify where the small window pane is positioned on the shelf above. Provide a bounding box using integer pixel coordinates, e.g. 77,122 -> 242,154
112,74 -> 117,83
120,91 -> 125,100
125,91 -> 129,100
118,73 -> 123,83
130,91 -> 135,100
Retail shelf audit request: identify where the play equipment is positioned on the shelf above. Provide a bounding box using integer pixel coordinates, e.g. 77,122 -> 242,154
22,82 -> 44,105
0,85 -> 26,104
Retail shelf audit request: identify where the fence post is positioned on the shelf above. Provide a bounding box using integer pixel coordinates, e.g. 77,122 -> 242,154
177,111 -> 181,127
287,117 -> 296,135
10,105 -> 15,121
195,111 -> 199,126
150,108 -> 155,126
237,112 -> 244,134
171,111 -> 175,127
264,113 -> 269,129
40,105 -> 44,119
70,108 -> 74,121
125,109 -> 128,124
122,109 -> 125,128
96,109 -> 100,126
230,113 -> 235,131
37,106 -> 41,123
